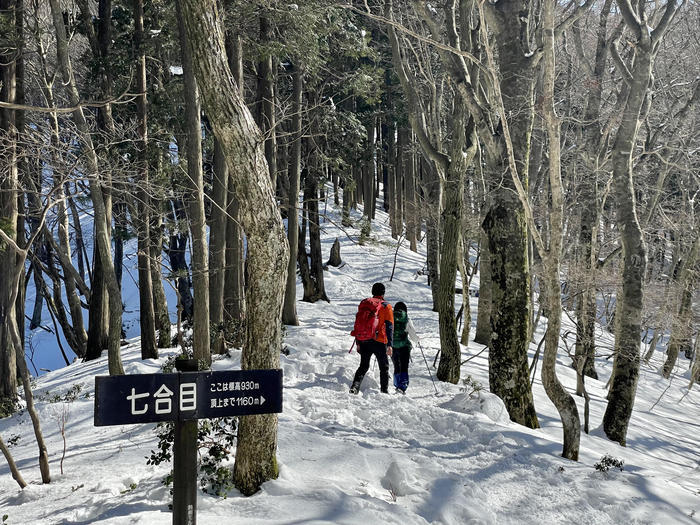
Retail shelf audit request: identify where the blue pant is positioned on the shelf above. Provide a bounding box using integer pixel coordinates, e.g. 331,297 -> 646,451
391,346 -> 411,391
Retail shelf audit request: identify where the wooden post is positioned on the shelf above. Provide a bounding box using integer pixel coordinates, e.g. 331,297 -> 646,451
173,358 -> 198,525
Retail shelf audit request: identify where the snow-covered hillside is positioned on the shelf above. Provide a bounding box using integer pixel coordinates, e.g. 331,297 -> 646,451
1,199 -> 699,524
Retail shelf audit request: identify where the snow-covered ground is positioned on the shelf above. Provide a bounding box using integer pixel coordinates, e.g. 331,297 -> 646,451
1,197 -> 699,524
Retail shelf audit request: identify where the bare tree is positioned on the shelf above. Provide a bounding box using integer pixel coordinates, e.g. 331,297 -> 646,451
603,0 -> 684,446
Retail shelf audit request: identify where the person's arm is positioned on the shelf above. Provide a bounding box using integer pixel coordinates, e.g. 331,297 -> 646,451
384,304 -> 394,355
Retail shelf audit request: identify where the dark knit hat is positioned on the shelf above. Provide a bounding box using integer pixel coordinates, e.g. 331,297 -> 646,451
371,282 -> 385,297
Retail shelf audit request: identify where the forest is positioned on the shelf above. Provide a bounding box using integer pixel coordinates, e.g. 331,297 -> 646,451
0,0 -> 698,510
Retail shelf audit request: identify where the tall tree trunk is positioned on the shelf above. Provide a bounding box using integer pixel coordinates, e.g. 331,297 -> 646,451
254,14 -> 277,189
573,0 -> 612,386
282,64 -> 303,325
361,121 -> 375,241
386,120 -> 398,238
301,156 -> 329,303
39,59 -> 87,355
177,0 -> 210,367
179,0 -> 290,495
210,139 -> 228,354
436,104 -> 474,384
483,190 -> 537,428
423,159 -> 441,311
223,28 -> 246,347
0,0 -> 19,413
540,0 -> 580,460
150,206 -> 171,348
77,0 -> 114,363
402,129 -> 418,252
134,0 -> 157,360
602,0 -> 680,443
478,0 -> 539,429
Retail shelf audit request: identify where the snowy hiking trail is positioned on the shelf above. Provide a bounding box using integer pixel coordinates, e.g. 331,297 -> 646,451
1,199 -> 700,524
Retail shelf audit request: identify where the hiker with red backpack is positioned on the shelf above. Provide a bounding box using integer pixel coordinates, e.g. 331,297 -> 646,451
349,283 -> 394,394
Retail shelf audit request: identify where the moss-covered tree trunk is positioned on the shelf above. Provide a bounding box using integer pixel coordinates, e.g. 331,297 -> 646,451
476,0 -> 539,429
483,192 -> 538,428
436,162 -> 464,384
436,104 -> 476,384
602,0 -> 680,443
179,0 -> 289,496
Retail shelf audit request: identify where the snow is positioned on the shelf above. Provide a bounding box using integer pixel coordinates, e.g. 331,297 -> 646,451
2,195 -> 700,524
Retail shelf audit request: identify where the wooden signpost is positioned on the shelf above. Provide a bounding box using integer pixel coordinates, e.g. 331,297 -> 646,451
94,359 -> 283,525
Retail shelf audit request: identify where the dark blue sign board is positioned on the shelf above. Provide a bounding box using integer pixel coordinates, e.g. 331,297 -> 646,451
94,369 -> 283,426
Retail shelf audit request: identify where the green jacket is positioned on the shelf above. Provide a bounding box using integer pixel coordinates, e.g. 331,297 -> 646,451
393,310 -> 412,350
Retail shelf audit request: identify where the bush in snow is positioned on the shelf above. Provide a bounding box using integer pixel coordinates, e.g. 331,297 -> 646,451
594,454 -> 624,472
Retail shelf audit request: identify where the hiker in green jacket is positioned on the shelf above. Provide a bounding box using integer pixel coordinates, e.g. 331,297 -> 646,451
392,301 -> 418,394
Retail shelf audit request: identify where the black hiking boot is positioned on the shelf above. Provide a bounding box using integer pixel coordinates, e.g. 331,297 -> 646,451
349,382 -> 361,394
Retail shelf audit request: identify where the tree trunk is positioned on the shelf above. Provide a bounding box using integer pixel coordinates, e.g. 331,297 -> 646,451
662,237 -> 699,378
400,128 -> 417,251
38,65 -> 88,355
302,166 -> 329,303
282,63 -> 303,326
223,29 -> 246,348
602,3 -> 676,443
483,196 -> 538,428
474,230 -> 492,345
540,0 -> 580,459
134,0 -> 157,360
0,433 -> 26,488
179,0 -> 290,496
177,0 -> 211,367
361,121 -> 376,240
79,0 -> 113,365
423,159 -> 441,311
0,0 -> 18,412
573,0 -> 612,386
436,103 -> 473,384
478,2 -> 539,429
209,138 -> 228,354
150,212 -> 171,348
254,14 -> 277,189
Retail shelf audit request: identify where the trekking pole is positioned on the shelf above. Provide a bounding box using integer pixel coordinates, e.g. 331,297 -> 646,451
348,340 -> 356,353
417,341 -> 439,395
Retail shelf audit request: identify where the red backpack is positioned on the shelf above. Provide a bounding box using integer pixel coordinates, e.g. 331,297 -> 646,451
351,297 -> 383,341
